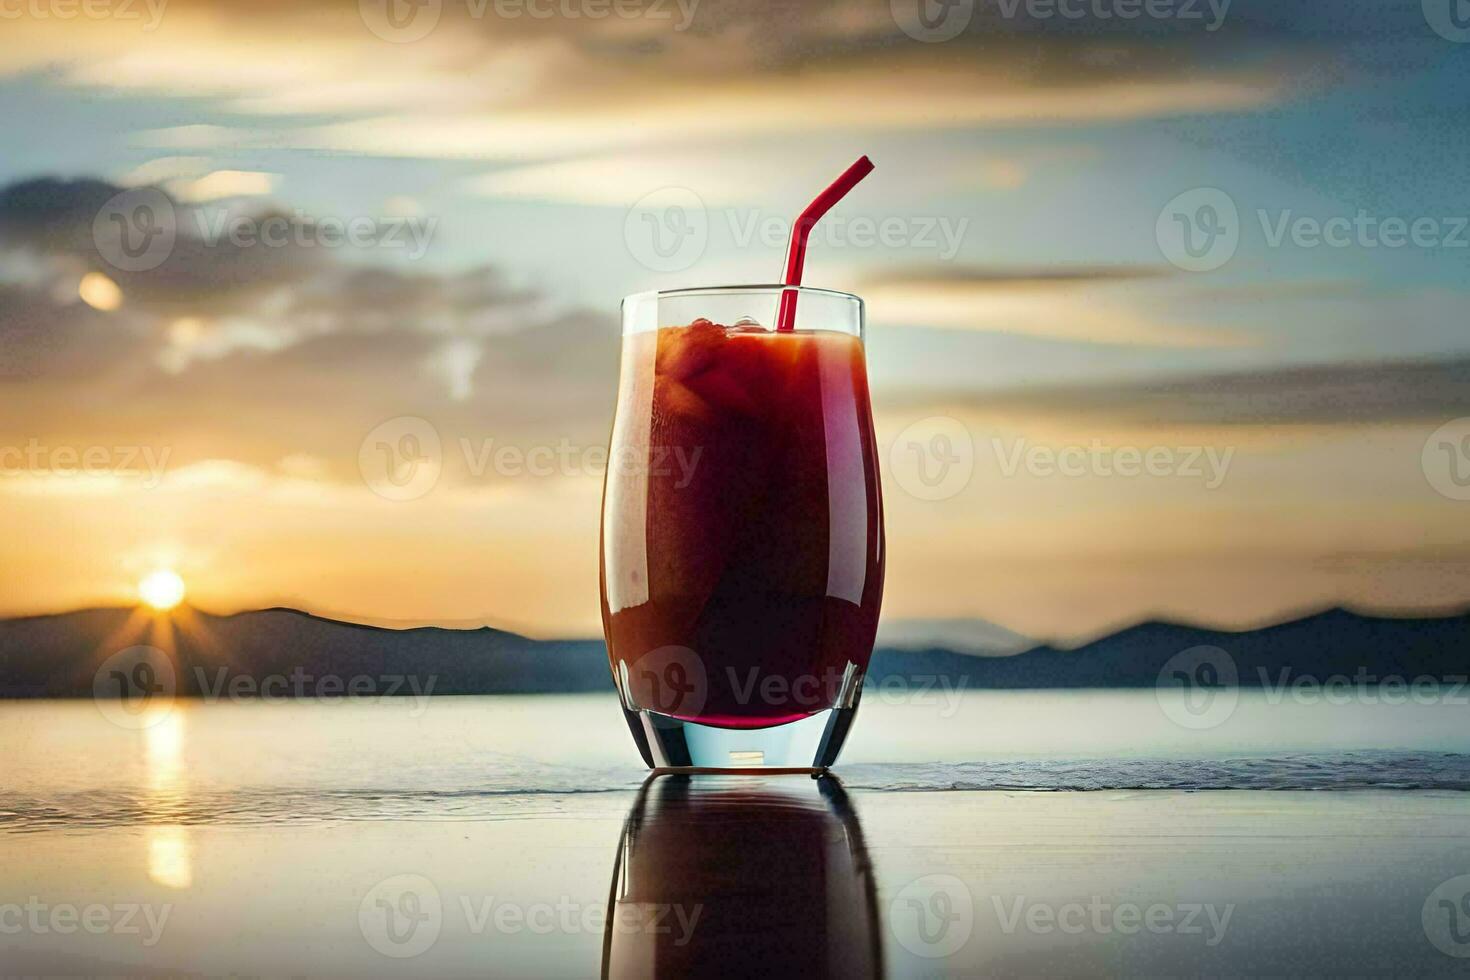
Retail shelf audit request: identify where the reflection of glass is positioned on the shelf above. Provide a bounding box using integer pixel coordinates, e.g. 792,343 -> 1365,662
602,287 -> 885,769
601,773 -> 882,979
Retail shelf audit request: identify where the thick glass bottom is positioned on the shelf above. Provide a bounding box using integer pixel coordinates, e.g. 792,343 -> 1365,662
620,704 -> 860,770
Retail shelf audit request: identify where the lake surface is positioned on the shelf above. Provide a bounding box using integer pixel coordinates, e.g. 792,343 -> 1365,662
4,693 -> 1470,976
5,690 -> 1470,814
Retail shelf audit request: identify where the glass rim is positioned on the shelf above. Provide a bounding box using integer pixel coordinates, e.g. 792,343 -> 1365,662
622,284 -> 862,305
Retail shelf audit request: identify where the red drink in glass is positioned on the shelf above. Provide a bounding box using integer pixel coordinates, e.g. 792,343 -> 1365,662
601,286 -> 884,769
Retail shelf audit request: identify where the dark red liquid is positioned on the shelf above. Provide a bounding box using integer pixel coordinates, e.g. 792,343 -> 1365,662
601,775 -> 882,979
600,319 -> 884,728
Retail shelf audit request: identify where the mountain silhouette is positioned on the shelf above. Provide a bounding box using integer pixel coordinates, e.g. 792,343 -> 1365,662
878,608 -> 1470,689
0,605 -> 1466,699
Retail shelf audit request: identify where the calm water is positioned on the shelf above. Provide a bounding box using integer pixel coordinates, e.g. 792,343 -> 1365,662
3,691 -> 1469,830
4,694 -> 1470,977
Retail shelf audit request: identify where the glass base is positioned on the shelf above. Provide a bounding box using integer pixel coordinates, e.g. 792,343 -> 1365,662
620,704 -> 859,770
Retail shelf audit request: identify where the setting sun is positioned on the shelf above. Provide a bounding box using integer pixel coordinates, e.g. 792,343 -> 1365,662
139,570 -> 187,611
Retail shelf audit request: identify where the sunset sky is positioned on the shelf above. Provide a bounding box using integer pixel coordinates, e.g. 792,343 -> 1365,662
1,0 -> 1468,643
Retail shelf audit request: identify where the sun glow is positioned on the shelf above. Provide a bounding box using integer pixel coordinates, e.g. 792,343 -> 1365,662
139,569 -> 187,610
78,271 -> 122,311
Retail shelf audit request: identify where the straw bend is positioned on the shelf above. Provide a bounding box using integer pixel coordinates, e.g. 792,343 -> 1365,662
776,155 -> 875,331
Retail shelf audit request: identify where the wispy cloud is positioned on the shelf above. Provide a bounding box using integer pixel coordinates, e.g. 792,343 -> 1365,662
0,176 -> 614,480
3,0 -> 1329,166
863,265 -> 1249,348
907,354 -> 1470,427
170,170 -> 280,203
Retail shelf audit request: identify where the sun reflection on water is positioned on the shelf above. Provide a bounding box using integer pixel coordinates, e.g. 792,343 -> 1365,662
148,825 -> 193,890
144,709 -> 193,890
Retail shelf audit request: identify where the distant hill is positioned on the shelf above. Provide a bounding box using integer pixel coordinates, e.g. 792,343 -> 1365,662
880,608 -> 1470,689
0,606 -> 609,698
0,605 -> 1466,699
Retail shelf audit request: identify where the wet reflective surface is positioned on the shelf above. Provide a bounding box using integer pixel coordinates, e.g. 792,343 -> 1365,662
3,699 -> 1470,977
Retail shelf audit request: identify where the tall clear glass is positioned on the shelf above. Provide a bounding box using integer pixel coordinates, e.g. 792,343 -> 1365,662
600,285 -> 885,769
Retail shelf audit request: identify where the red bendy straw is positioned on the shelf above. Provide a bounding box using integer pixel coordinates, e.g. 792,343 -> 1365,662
775,155 -> 875,332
